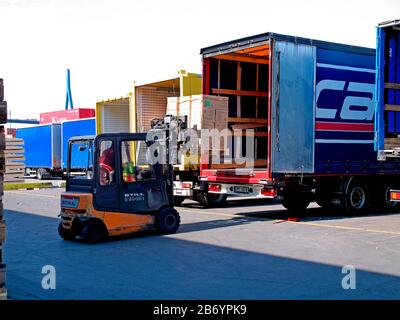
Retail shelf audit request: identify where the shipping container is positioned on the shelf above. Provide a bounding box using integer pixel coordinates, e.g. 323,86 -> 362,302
61,118 -> 96,169
16,123 -> 62,179
96,70 -> 202,134
197,32 -> 400,211
40,108 -> 95,124
375,20 -> 400,160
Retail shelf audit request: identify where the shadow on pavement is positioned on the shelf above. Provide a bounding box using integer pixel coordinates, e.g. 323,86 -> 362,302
239,205 -> 400,223
3,210 -> 400,300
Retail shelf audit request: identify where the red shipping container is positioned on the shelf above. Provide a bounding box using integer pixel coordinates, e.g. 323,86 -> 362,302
40,108 -> 95,124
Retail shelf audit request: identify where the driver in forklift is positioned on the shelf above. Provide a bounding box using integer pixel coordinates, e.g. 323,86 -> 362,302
99,143 -> 115,185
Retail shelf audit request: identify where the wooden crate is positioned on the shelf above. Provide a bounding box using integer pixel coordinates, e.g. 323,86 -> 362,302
0,79 -> 4,102
0,101 -> 6,124
5,138 -> 25,182
0,221 -> 5,243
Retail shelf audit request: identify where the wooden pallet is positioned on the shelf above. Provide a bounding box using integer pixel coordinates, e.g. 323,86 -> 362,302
5,138 -> 25,182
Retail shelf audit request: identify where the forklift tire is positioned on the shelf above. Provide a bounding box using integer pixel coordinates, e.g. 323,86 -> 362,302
80,220 -> 107,244
173,196 -> 185,206
156,207 -> 181,235
58,222 -> 76,241
196,193 -> 228,208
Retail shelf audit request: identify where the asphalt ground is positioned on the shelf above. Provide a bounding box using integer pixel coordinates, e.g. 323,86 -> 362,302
3,188 -> 400,299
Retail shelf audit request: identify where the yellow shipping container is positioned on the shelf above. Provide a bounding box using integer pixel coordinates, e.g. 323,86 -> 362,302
96,70 -> 201,134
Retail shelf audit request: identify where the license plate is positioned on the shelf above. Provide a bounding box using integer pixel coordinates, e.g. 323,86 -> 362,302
234,186 -> 250,194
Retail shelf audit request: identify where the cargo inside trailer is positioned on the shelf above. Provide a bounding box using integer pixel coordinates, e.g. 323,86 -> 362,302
203,42 -> 270,169
379,22 -> 400,150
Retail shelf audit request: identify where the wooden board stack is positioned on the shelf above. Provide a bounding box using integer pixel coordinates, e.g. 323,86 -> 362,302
0,78 -> 7,300
5,138 -> 25,182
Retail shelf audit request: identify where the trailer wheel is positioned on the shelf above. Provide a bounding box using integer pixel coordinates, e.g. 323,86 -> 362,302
58,222 -> 76,241
379,184 -> 400,211
156,207 -> 181,234
80,220 -> 107,244
196,193 -> 228,208
282,190 -> 311,212
37,168 -> 47,180
173,196 -> 185,206
344,179 -> 369,212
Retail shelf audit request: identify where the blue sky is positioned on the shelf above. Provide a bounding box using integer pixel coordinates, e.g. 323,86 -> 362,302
0,0 -> 399,120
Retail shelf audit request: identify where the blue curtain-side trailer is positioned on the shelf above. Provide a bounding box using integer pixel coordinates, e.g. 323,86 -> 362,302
200,32 -> 400,212
16,123 -> 62,179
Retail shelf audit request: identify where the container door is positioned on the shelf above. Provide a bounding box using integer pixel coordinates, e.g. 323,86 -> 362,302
271,41 -> 316,173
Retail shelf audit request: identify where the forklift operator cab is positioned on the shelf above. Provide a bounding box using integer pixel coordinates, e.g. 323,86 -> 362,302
58,133 -> 180,243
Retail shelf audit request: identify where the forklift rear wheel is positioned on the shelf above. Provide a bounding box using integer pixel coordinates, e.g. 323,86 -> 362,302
173,196 -> 185,206
196,193 -> 228,208
156,207 -> 181,235
58,222 -> 76,241
80,220 -> 107,244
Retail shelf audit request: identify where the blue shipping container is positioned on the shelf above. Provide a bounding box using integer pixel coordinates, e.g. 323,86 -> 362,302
16,124 -> 61,169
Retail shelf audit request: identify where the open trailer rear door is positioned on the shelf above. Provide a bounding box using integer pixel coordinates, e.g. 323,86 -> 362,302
271,41 -> 316,174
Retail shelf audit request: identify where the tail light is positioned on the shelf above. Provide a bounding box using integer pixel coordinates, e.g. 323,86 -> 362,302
390,191 -> 400,201
181,182 -> 192,189
208,184 -> 221,192
261,187 -> 277,198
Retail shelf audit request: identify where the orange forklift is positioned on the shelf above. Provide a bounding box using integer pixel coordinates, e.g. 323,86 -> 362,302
58,124 -> 181,243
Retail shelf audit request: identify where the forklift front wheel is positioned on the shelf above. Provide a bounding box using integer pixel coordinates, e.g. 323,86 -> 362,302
58,222 -> 77,241
80,220 -> 107,244
156,207 -> 181,235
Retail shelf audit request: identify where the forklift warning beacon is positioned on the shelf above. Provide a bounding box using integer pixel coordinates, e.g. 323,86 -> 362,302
58,118 -> 183,243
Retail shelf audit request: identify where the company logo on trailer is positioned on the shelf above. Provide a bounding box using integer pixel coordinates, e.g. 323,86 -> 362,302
314,63 -> 375,144
316,79 -> 374,121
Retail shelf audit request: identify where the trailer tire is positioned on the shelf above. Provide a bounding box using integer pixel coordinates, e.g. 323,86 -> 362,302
80,220 -> 107,244
196,193 -> 228,208
173,196 -> 185,206
343,178 -> 369,212
282,190 -> 311,212
58,222 -> 76,241
379,183 -> 400,211
156,207 -> 181,234
37,168 -> 47,180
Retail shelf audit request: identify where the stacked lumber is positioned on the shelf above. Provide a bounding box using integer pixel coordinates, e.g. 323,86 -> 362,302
5,138 -> 25,182
0,78 -> 7,300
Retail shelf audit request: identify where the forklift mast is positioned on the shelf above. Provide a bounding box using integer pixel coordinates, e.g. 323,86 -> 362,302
147,115 -> 188,204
